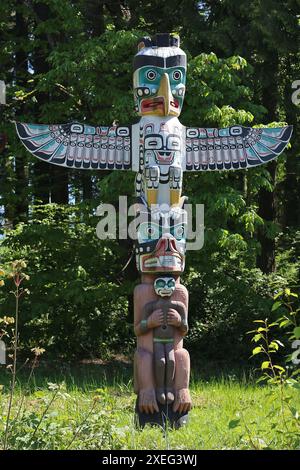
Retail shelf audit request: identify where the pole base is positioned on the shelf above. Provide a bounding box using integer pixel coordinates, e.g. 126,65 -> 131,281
134,398 -> 189,430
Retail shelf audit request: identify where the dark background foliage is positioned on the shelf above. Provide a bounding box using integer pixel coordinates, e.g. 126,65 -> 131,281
0,0 -> 299,364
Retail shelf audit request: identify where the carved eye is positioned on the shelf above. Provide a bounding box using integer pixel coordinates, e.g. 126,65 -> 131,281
172,70 -> 182,81
138,222 -> 160,242
146,70 -> 157,81
166,135 -> 181,151
147,226 -> 155,236
167,279 -> 175,288
156,279 -> 166,288
169,139 -> 180,150
173,225 -> 185,239
145,135 -> 163,150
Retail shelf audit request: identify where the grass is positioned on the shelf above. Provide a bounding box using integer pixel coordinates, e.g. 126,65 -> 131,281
0,361 -> 299,450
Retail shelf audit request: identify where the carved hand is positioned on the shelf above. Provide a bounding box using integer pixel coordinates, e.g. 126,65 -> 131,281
147,309 -> 164,329
139,388 -> 159,414
167,309 -> 182,327
173,388 -> 192,414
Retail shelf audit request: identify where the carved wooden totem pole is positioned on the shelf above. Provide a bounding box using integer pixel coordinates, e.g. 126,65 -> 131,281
16,33 -> 292,428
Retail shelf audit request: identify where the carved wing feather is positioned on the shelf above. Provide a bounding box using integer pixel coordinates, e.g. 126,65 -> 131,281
16,122 -> 132,170
185,125 -> 293,171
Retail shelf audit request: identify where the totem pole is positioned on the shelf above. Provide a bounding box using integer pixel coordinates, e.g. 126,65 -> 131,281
16,33 -> 292,428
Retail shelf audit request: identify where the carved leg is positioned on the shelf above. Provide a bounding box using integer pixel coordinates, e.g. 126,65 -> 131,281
135,347 -> 158,414
134,281 -> 158,414
169,165 -> 182,206
173,348 -> 192,413
165,342 -> 175,403
154,342 -> 166,405
144,165 -> 160,206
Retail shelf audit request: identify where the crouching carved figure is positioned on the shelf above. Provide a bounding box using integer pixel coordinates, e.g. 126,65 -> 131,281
134,275 -> 192,425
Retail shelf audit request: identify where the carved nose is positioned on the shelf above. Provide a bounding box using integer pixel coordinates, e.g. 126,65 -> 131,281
155,234 -> 177,253
157,73 -> 172,116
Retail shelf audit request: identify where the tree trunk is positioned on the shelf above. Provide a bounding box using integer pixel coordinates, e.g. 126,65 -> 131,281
283,55 -> 300,228
256,52 -> 279,274
14,1 -> 29,224
50,166 -> 69,204
256,161 -> 277,273
82,173 -> 93,201
32,2 -> 69,206
83,0 -> 105,37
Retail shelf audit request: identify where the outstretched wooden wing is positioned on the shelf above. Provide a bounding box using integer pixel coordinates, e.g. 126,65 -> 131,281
16,122 -> 132,170
185,125 -> 293,171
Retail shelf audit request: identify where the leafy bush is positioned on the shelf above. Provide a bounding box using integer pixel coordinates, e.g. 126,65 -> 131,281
228,290 -> 300,449
0,204 -> 134,359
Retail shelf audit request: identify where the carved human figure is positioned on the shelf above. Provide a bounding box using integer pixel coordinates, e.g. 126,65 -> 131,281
139,277 -> 188,405
134,276 -> 191,416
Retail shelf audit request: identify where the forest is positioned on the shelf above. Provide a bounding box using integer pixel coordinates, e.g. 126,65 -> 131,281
0,0 -> 299,372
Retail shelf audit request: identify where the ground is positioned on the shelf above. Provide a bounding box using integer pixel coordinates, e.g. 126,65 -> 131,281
0,361 -> 299,450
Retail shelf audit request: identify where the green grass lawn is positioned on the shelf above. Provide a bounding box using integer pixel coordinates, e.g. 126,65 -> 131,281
0,361 -> 299,450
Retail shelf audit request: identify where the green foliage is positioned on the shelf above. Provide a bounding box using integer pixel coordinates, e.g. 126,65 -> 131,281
38,29 -> 141,124
0,205 -> 134,359
1,210 -> 298,363
0,380 -> 128,450
184,266 -> 298,362
182,52 -> 264,127
227,290 -> 300,449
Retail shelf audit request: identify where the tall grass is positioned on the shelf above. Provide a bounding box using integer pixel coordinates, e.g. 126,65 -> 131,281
0,363 -> 299,450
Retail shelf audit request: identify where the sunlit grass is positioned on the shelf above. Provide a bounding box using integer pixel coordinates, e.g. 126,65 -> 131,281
0,363 -> 299,450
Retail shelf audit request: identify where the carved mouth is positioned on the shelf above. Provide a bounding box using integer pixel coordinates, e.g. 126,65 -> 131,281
156,152 -> 174,163
141,97 -> 180,114
157,288 -> 173,297
170,100 -> 179,109
139,235 -> 185,273
141,97 -> 164,113
142,254 -> 183,271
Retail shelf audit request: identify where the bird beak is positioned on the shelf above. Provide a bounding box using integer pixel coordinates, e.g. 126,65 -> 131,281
157,73 -> 172,116
138,72 -> 180,117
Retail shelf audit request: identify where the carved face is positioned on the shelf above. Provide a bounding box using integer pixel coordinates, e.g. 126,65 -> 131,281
154,277 -> 176,297
144,132 -> 182,166
133,34 -> 187,117
133,66 -> 186,117
135,202 -> 187,273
